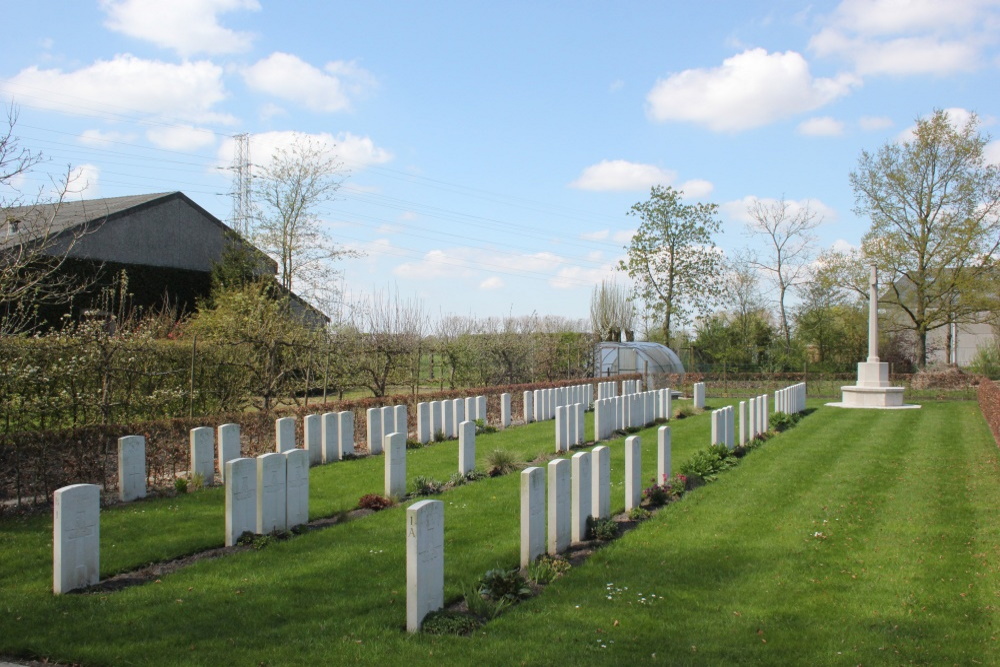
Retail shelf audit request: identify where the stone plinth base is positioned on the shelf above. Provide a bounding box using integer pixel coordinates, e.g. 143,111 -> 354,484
857,361 -> 890,388
827,385 -> 920,410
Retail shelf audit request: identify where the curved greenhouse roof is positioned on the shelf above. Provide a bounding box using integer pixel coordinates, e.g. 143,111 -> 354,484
595,342 -> 685,377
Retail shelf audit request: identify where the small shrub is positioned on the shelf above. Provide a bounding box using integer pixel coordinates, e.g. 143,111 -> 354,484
421,610 -> 482,635
464,468 -> 487,482
358,493 -> 394,511
448,471 -> 468,487
642,473 -> 685,506
189,472 -> 205,491
769,411 -> 797,432
679,449 -> 725,482
527,556 -> 570,585
173,477 -> 188,494
485,449 -> 522,477
628,506 -> 652,521
434,430 -> 446,443
235,530 -> 256,546
236,531 -> 287,550
463,582 -> 511,619
413,475 -> 444,496
587,516 -> 618,541
624,426 -> 642,434
478,567 -> 531,602
475,419 -> 497,435
406,439 -> 424,450
674,405 -> 697,419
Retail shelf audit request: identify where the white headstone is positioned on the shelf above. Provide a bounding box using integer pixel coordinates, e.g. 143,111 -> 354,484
555,406 -> 568,453
577,403 -> 585,444
118,435 -> 146,502
477,395 -> 487,423
520,467 -> 546,569
275,417 -> 296,453
459,420 -> 476,475
257,452 -> 287,534
53,483 -> 100,594
738,401 -> 747,447
442,400 -> 454,439
225,457 -> 256,546
725,406 -> 735,450
406,499 -> 444,633
190,426 -> 214,483
657,426 -> 671,483
338,411 -> 355,456
591,445 -> 610,520
321,412 -> 340,463
385,432 -> 407,498
218,423 -> 240,480
464,397 -> 475,426
501,392 -> 511,428
452,399 -> 465,436
693,382 -> 705,409
432,400 -> 444,440
303,414 -> 321,466
533,389 -> 542,422
547,458 -> 570,555
395,405 -> 408,441
417,402 -> 430,444
523,391 -> 533,424
571,451 -> 592,543
367,408 -> 383,454
381,406 -> 396,445
284,448 -> 310,529
625,435 -> 642,511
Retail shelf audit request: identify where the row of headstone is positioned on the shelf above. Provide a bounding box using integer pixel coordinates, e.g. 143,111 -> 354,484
596,380 -> 617,400
621,379 -> 641,395
710,405 -> 736,449
775,382 -> 807,415
520,426 -> 672,569
592,388 -> 672,441
554,403 -> 586,452
275,412 -> 357,463
187,424 -> 242,488
528,384 -> 593,423
367,404 -> 408,454
739,393 -> 771,444
224,448 -> 310,546
416,396 -> 485,444
693,382 -> 706,409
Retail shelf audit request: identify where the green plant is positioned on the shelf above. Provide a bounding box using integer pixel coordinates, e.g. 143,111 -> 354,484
484,449 -> 522,477
628,506 -> 652,521
463,582 -> 512,620
420,610 -> 482,635
189,472 -> 205,491
527,556 -> 570,585
173,477 -> 188,494
447,471 -> 468,487
679,448 -> 724,482
769,411 -> 797,432
434,430 -> 446,443
478,567 -> 531,602
587,516 -> 618,541
475,419 -> 497,435
413,475 -> 444,496
357,494 -> 394,511
969,342 -> 1000,379
674,405 -> 697,419
463,468 -> 487,482
405,439 -> 424,450
642,473 -> 684,506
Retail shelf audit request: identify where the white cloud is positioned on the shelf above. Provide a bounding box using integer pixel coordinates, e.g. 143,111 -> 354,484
809,0 -> 1000,75
581,230 -> 610,241
831,238 -> 857,253
985,140 -> 1000,165
78,129 -> 137,146
859,115 -> 894,130
797,116 -> 846,136
242,52 -> 375,113
393,247 -> 565,282
216,130 -> 392,173
679,179 -> 714,199
480,277 -> 504,290
613,229 -> 636,244
65,163 -> 100,199
146,125 -> 217,151
646,48 -> 859,132
1,55 -> 230,124
721,195 -> 838,224
100,0 -> 259,57
810,30 -> 979,75
569,160 -> 675,191
550,263 -> 621,290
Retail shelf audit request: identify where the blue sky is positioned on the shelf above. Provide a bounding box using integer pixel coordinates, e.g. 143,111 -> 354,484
2,0 -> 999,326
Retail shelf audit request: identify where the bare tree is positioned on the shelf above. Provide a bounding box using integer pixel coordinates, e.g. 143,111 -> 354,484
589,278 -> 634,342
351,287 -> 427,397
0,105 -> 95,333
745,196 -> 821,347
252,136 -> 359,308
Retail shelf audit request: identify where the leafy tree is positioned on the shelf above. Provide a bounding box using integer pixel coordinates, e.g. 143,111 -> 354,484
849,109 -> 1000,367
589,278 -> 634,342
619,185 -> 723,347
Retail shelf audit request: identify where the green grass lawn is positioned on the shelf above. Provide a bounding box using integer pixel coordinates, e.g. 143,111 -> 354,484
2,398 -> 999,665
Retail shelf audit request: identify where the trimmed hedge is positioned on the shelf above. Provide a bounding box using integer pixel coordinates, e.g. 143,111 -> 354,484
977,377 -> 1000,447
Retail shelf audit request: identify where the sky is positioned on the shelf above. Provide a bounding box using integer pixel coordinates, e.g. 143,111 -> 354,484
2,0 -> 999,328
